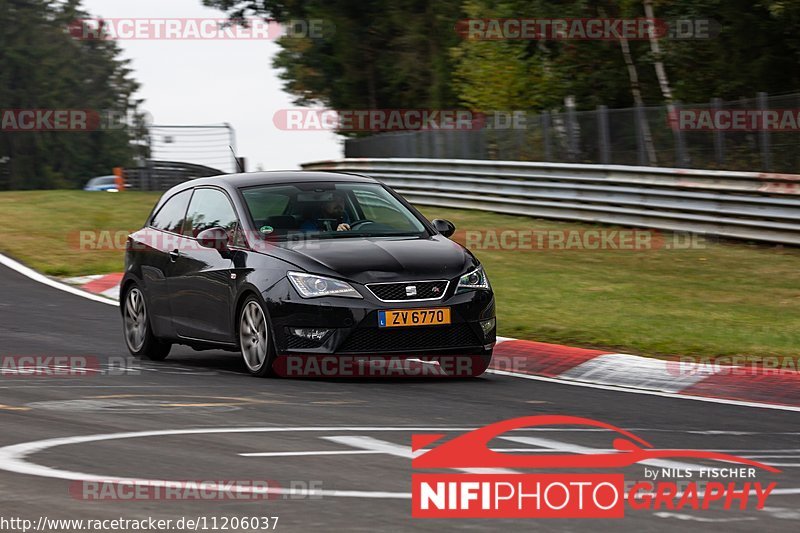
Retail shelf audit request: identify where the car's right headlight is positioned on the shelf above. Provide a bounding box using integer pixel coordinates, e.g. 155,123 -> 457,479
287,272 -> 362,299
456,266 -> 491,293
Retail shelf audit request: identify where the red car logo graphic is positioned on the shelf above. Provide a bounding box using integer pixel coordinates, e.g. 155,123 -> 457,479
412,415 -> 781,472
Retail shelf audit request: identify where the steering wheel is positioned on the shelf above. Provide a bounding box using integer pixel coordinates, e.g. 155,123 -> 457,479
348,219 -> 374,230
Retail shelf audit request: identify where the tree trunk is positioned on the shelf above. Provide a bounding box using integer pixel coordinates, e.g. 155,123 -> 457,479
643,0 -> 674,105
618,36 -> 658,165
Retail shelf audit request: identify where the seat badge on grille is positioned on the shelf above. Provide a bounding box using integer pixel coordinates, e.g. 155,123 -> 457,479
405,285 -> 417,297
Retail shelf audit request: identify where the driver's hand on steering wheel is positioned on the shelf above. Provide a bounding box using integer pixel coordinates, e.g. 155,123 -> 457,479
337,223 -> 351,231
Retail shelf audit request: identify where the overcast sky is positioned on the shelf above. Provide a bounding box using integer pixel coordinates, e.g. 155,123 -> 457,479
82,0 -> 342,172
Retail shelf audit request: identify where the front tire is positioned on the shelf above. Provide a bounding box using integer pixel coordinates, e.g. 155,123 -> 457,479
239,296 -> 276,377
122,285 -> 171,361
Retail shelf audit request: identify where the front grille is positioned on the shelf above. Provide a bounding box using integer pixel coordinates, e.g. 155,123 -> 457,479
366,280 -> 449,301
339,323 -> 480,353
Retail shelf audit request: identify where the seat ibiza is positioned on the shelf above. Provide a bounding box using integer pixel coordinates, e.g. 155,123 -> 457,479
120,171 -> 496,377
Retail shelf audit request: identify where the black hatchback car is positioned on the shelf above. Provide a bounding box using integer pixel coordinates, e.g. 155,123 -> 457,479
120,171 -> 496,377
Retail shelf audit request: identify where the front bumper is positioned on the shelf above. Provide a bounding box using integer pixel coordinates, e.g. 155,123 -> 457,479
265,278 -> 496,356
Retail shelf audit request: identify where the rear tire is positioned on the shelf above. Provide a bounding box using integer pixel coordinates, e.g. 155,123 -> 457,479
238,296 -> 276,377
122,285 -> 171,361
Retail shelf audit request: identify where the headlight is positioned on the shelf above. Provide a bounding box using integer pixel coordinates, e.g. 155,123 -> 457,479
288,272 -> 362,299
456,266 -> 491,293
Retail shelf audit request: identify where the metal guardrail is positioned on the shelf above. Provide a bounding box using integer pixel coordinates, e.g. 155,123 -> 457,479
125,160 -> 224,191
302,158 -> 800,245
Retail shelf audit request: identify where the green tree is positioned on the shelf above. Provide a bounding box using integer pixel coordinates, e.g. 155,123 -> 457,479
204,0 -> 800,121
0,0 -> 146,189
204,0 -> 464,124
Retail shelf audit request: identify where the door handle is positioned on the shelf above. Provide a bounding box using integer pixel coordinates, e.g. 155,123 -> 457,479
169,249 -> 180,262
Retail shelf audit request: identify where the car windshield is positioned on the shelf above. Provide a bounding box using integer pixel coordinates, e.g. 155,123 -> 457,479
241,182 -> 427,240
88,176 -> 116,186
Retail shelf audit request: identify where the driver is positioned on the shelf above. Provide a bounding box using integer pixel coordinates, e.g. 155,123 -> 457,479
300,192 -> 351,232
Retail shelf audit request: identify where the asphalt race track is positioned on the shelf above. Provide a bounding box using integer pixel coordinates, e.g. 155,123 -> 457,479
1,262 -> 799,532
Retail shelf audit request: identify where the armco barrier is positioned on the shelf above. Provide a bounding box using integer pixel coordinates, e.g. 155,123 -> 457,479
301,158 -> 800,245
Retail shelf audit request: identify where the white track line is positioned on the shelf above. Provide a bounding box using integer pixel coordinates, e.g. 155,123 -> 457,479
241,450 -> 382,457
0,253 -> 117,307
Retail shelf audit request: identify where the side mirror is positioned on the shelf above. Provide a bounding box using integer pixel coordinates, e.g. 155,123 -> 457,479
197,227 -> 230,253
432,219 -> 456,238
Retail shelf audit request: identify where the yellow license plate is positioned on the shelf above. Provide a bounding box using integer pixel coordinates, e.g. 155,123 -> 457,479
378,308 -> 451,328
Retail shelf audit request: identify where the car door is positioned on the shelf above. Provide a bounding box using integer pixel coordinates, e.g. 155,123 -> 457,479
140,188 -> 193,338
167,187 -> 240,343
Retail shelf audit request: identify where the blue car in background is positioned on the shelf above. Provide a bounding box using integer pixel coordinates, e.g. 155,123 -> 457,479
83,175 -> 120,192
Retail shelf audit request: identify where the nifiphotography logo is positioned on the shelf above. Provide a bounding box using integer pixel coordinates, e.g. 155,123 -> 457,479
411,416 -> 779,519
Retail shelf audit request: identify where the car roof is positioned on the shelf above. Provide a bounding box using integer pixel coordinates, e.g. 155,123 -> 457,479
175,170 -> 378,191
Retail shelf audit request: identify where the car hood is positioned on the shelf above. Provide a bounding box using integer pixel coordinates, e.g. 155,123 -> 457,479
258,235 -> 476,284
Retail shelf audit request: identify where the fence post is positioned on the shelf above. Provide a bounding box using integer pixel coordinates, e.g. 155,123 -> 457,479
433,131 -> 443,159
459,130 -> 471,159
514,119 -> 525,161
635,104 -> 648,166
672,101 -> 689,167
145,160 -> 154,191
0,156 -> 10,190
712,97 -> 725,166
598,105 -> 611,165
757,92 -> 771,171
411,132 -> 420,158
542,111 -> 552,162
566,96 -> 578,162
445,130 -> 456,159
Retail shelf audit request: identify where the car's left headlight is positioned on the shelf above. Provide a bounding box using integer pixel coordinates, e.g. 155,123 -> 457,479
456,266 -> 491,293
288,271 -> 362,299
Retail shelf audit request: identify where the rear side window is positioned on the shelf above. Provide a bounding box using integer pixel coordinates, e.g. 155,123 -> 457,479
183,188 -> 239,238
150,189 -> 192,233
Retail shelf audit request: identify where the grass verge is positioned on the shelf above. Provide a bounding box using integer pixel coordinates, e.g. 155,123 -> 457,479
0,190 -> 161,276
418,207 -> 800,360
